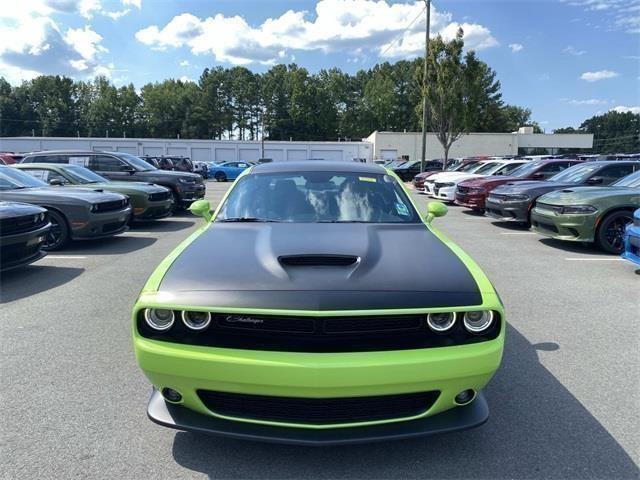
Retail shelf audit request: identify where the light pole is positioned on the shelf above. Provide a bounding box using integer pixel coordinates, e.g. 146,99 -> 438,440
420,0 -> 431,173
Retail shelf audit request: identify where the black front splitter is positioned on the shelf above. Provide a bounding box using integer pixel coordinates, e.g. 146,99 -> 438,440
147,389 -> 489,446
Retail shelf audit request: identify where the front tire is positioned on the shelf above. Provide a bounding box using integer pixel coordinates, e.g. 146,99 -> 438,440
595,211 -> 633,254
170,190 -> 181,212
42,210 -> 69,251
214,171 -> 227,182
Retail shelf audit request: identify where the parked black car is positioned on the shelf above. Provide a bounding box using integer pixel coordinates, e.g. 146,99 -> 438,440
393,160 -> 443,182
0,201 -> 51,271
486,161 -> 640,225
22,151 -> 205,209
0,166 -> 132,250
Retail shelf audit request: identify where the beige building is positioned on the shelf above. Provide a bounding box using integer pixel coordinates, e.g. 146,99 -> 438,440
365,129 -> 594,161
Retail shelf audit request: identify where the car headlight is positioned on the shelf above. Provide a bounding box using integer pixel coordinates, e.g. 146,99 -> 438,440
505,194 -> 529,201
468,187 -> 486,193
427,312 -> 457,332
144,309 -> 175,331
182,310 -> 212,331
560,205 -> 597,214
463,311 -> 494,333
179,177 -> 196,184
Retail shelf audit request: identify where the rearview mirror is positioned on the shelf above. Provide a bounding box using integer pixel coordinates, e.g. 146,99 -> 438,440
587,176 -> 604,185
425,201 -> 448,224
49,178 -> 64,186
188,199 -> 212,221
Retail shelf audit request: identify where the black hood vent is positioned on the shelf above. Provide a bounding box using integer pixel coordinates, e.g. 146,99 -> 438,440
278,254 -> 358,267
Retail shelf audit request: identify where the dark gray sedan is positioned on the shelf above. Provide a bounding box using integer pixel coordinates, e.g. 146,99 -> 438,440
0,166 -> 132,250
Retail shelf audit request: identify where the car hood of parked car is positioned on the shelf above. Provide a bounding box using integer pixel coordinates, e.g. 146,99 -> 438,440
98,181 -> 168,193
492,180 -> 575,196
459,175 -> 526,188
427,171 -> 478,182
537,186 -> 640,204
157,223 -> 485,311
137,170 -> 201,180
0,186 -> 125,204
0,201 -> 46,219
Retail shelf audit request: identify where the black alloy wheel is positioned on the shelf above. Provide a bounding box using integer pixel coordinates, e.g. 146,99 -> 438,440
42,210 -> 69,251
596,211 -> 633,254
215,171 -> 227,182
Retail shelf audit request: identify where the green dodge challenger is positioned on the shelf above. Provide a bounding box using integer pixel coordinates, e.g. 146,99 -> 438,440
133,161 -> 505,444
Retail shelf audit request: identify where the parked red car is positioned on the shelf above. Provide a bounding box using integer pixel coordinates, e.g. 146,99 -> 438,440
454,159 -> 583,211
0,153 -> 24,165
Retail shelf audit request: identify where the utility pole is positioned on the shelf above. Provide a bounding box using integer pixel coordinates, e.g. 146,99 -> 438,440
420,0 -> 431,173
260,109 -> 265,160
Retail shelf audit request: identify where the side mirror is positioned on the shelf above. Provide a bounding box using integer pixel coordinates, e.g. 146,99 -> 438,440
425,201 -> 448,224
120,165 -> 135,174
49,178 -> 64,186
587,176 -> 604,185
188,199 -> 212,221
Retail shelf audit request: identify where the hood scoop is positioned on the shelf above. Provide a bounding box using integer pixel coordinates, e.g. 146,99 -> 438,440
278,254 -> 359,267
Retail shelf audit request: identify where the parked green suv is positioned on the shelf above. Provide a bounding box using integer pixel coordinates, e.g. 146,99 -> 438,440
15,164 -> 172,221
531,170 -> 640,253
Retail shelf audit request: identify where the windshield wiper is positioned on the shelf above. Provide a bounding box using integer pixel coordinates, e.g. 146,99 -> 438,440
218,217 -> 281,223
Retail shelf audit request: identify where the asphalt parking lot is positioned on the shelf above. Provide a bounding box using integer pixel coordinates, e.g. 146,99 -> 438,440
1,181 -> 638,479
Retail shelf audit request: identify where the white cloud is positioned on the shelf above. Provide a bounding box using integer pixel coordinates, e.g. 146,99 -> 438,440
179,59 -> 190,67
178,75 -> 194,83
563,0 -> 640,33
580,69 -> 619,81
563,45 -> 586,55
610,105 -> 640,114
0,0 -> 141,21
135,0 -> 499,66
508,43 -> 523,53
565,98 -> 609,105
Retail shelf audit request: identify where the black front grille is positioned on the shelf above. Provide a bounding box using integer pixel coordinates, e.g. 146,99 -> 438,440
149,191 -> 171,202
197,390 -> 440,425
102,221 -> 126,233
137,312 -> 501,352
532,220 -> 558,233
0,213 -> 47,236
93,199 -> 127,213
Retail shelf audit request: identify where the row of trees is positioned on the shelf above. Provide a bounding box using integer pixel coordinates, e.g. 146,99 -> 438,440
555,111 -> 640,154
0,28 -> 538,153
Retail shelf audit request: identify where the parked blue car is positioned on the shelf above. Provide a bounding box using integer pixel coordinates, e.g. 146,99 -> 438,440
622,208 -> 640,266
208,161 -> 252,182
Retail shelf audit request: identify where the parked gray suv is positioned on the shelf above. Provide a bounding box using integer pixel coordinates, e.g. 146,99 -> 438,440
21,151 -> 205,209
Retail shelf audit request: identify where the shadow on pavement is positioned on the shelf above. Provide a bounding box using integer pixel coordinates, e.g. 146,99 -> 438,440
489,220 -> 530,230
170,325 -> 638,479
537,238 -> 610,256
0,265 -> 84,304
64,236 -> 157,255
130,219 -> 196,232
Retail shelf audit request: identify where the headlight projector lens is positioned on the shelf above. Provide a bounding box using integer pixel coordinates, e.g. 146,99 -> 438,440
463,311 -> 494,333
427,312 -> 456,332
182,310 -> 212,331
144,309 -> 175,331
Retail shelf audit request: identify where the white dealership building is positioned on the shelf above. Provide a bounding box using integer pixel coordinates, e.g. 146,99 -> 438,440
0,128 -> 593,163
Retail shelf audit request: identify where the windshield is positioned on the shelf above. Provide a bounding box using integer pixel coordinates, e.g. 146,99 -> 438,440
473,162 -> 502,175
548,163 -> 600,183
457,162 -> 479,172
112,152 -> 157,171
612,170 -> 640,188
0,167 -> 47,189
507,161 -> 545,178
216,171 -> 420,223
63,165 -> 108,184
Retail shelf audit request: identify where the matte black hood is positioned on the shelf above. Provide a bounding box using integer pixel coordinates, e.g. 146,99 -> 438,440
159,223 -> 483,311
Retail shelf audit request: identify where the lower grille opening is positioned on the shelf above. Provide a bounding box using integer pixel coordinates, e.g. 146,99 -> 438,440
197,390 -> 440,425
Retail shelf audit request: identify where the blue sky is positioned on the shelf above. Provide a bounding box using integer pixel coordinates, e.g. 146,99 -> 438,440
1,0 -> 638,131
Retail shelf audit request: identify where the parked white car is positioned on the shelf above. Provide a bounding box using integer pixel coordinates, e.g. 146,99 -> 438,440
426,160 -> 529,202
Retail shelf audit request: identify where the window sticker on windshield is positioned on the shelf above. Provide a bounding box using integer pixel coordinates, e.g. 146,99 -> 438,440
358,176 -> 376,183
69,156 -> 89,167
395,202 -> 410,216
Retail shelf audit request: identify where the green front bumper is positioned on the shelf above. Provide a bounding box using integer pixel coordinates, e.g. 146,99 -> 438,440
134,317 -> 504,431
531,207 -> 598,242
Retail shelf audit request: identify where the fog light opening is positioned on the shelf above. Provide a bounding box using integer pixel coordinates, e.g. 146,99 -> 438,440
454,389 -> 476,406
161,387 -> 182,403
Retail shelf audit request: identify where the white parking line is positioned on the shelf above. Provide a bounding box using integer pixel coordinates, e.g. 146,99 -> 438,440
564,257 -> 623,261
122,231 -> 154,235
499,232 -> 537,235
44,255 -> 87,259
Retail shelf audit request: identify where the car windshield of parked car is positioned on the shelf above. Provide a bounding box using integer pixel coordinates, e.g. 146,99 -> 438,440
0,167 -> 48,189
548,163 -> 600,183
63,165 -> 109,184
473,162 -> 502,175
612,170 -> 640,188
113,152 -> 157,171
507,161 -> 545,178
216,171 -> 421,223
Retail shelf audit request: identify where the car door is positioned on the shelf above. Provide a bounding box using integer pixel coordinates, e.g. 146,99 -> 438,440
91,155 -> 131,180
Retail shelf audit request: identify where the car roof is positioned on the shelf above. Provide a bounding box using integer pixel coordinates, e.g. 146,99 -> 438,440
26,150 -> 98,155
251,161 -> 386,174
